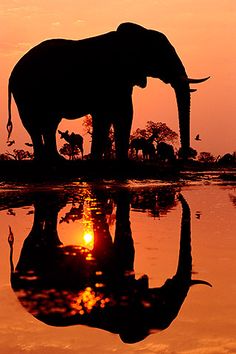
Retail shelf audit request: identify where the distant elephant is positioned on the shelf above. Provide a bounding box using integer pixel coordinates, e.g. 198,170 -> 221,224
58,129 -> 84,159
156,142 -> 176,163
130,130 -> 158,159
217,153 -> 235,166
7,23 -> 209,161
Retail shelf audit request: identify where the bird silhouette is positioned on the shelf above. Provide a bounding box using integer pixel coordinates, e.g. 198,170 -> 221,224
7,140 -> 15,146
25,142 -> 33,147
195,134 -> 201,141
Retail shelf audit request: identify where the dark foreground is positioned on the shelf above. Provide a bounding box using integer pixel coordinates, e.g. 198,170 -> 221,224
0,159 -> 235,182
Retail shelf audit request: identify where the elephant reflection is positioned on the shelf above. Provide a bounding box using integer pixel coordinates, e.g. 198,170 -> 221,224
229,193 -> 236,207
131,187 -> 177,217
9,189 -> 211,344
8,23 -> 209,161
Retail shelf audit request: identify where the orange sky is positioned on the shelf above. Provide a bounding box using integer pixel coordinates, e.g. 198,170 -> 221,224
0,0 -> 235,156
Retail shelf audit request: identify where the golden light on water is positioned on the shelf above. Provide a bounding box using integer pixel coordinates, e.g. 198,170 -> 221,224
82,230 -> 94,249
81,197 -> 95,249
83,232 -> 93,244
71,287 -> 110,314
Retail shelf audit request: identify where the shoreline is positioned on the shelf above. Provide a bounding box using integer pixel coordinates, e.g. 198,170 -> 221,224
0,159 -> 235,182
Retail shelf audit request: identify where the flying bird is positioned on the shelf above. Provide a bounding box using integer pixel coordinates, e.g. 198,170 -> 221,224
7,140 -> 15,146
25,142 -> 33,147
195,134 -> 201,141
195,211 -> 201,219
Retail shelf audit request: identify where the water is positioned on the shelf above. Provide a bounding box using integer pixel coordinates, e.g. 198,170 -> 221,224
0,178 -> 236,353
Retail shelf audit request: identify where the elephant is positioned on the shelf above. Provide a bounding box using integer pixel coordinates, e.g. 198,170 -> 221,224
156,141 -> 176,163
130,137 -> 155,159
9,187 -> 211,343
58,129 -> 84,159
130,130 -> 158,159
217,153 -> 235,166
7,23 -> 209,161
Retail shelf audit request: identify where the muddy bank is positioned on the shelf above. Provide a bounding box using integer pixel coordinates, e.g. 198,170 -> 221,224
0,159 -> 235,182
0,160 -> 180,181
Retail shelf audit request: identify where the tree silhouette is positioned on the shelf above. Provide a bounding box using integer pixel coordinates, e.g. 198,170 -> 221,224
82,115 -> 93,136
198,152 -> 215,163
131,121 -> 178,144
59,143 -> 81,160
5,149 -> 33,160
0,153 -> 12,160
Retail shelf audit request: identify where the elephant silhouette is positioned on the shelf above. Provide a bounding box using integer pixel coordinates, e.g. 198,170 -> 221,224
130,131 -> 158,160
7,23 -> 209,161
58,129 -> 84,160
229,193 -> 236,208
156,142 -> 176,163
9,187 -> 211,343
217,153 -> 235,166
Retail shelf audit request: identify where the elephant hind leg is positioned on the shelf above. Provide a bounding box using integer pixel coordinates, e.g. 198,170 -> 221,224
31,133 -> 44,160
24,114 -> 61,161
23,124 -> 44,160
16,106 -> 44,160
91,115 -> 111,159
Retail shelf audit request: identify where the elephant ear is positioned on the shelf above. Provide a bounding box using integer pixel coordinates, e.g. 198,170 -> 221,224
116,22 -> 148,88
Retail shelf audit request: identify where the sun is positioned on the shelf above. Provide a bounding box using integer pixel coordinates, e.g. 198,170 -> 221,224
83,231 -> 94,249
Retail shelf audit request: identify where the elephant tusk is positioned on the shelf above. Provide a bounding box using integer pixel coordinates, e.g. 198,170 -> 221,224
191,279 -> 212,287
187,76 -> 210,84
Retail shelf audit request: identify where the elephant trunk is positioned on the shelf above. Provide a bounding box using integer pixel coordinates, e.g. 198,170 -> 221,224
172,75 -> 209,158
172,79 -> 191,159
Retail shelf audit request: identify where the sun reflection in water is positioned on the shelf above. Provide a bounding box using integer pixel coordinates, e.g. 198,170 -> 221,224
72,287 -> 110,314
83,231 -> 94,250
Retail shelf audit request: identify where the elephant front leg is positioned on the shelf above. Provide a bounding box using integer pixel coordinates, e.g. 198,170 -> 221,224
91,115 -> 111,159
31,133 -> 44,161
43,120 -> 63,161
113,101 -> 133,160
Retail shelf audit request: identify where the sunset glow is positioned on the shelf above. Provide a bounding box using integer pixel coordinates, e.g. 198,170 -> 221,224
83,231 -> 94,249
0,1 -> 235,157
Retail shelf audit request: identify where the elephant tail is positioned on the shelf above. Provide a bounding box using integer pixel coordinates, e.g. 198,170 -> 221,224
7,82 -> 13,141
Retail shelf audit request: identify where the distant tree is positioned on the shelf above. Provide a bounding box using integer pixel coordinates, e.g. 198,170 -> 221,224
146,121 -> 178,143
5,149 -> 33,160
130,128 -> 147,139
0,153 -> 12,160
131,121 -> 178,144
82,114 -> 93,136
197,151 -> 215,163
59,143 -> 81,160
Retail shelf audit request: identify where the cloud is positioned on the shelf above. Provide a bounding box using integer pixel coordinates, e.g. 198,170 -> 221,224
51,22 -> 61,27
0,42 -> 32,57
73,19 -> 85,25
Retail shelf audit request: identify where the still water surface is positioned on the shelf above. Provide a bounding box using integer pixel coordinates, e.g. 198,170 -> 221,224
0,178 -> 236,353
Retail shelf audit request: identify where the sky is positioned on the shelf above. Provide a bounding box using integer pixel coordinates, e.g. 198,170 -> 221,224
0,0 -> 235,157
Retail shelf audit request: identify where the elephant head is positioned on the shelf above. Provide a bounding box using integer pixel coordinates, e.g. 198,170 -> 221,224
117,23 -> 209,159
